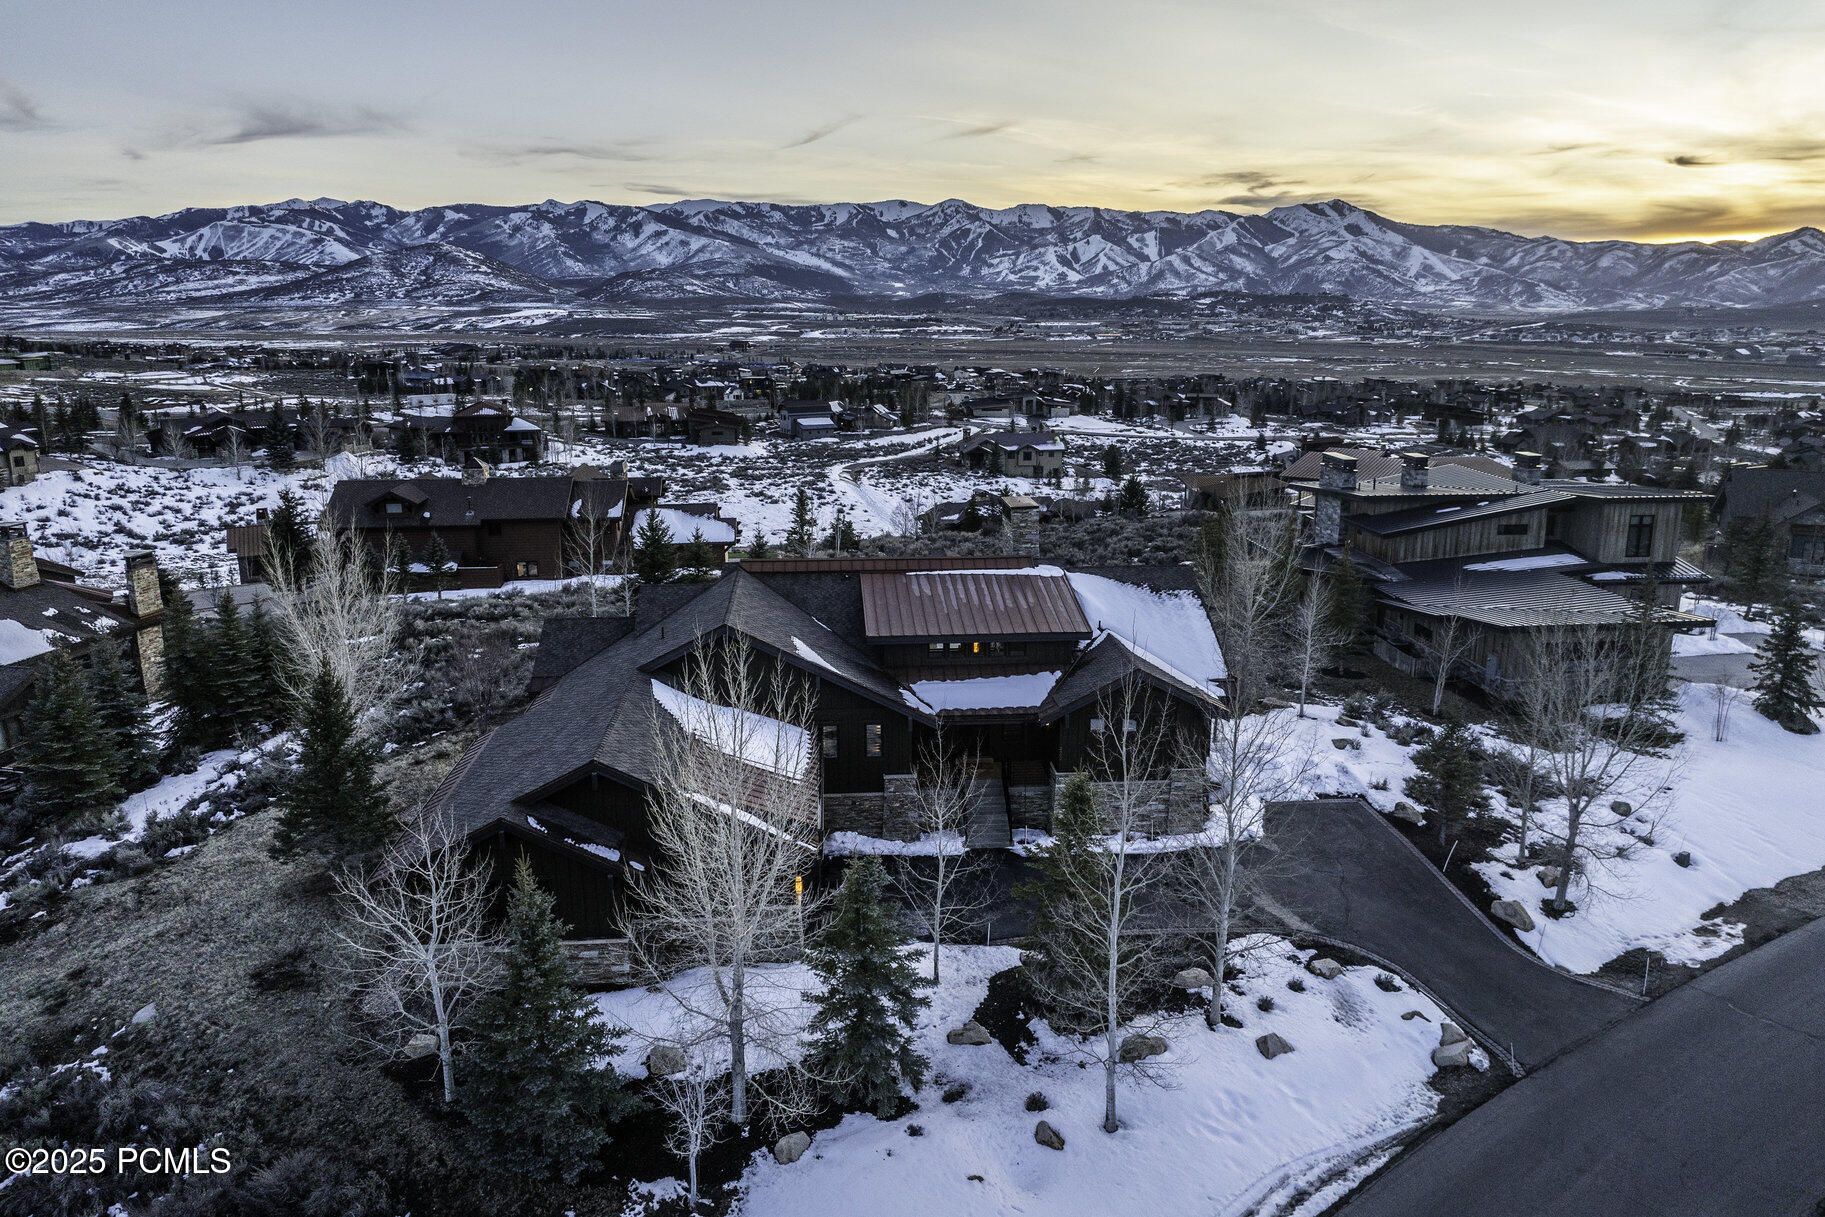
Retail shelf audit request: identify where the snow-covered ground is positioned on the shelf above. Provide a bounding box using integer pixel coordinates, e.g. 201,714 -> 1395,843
594,942 -> 1457,1217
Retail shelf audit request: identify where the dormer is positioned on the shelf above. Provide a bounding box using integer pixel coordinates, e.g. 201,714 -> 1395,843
371,482 -> 429,519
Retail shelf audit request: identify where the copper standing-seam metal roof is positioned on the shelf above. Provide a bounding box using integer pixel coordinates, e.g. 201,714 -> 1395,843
860,570 -> 1092,641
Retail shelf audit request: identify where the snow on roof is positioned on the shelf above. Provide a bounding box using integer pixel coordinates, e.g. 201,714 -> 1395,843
0,619 -> 57,666
1463,553 -> 1586,573
651,679 -> 811,779
1066,572 -> 1226,687
633,508 -> 737,545
907,671 -> 1062,712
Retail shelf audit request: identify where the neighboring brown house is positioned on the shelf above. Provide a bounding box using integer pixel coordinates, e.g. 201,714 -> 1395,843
224,523 -> 271,584
959,429 -> 1067,478
390,402 -> 548,465
0,431 -> 38,487
0,524 -> 167,753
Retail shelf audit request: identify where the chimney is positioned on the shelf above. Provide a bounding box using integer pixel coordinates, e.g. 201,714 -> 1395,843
125,550 -> 163,616
1400,451 -> 1431,492
1318,451 -> 1358,492
0,522 -> 38,590
1514,451 -> 1544,486
462,455 -> 491,486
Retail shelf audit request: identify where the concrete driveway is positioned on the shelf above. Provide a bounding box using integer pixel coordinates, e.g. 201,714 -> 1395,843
1336,914 -> 1825,1217
1255,799 -> 1641,1070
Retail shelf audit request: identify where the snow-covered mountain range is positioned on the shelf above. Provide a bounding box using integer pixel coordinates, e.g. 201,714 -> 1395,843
4,196 -> 1824,313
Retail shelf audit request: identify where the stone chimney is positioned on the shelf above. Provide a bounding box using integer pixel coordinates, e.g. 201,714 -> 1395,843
0,522 -> 39,590
1001,494 -> 1041,556
1514,451 -> 1544,486
1400,451 -> 1431,492
462,455 -> 491,485
1318,451 -> 1358,492
125,550 -> 162,617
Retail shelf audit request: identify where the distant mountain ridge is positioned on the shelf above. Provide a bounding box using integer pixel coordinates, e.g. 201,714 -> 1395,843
3,195 -> 1824,313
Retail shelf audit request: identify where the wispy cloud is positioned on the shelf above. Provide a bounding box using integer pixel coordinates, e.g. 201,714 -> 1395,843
625,182 -> 690,197
1668,154 -> 1721,168
783,116 -> 860,148
470,140 -> 654,164
1055,152 -> 1101,165
934,119 -> 1014,141
204,100 -> 406,146
0,82 -> 48,131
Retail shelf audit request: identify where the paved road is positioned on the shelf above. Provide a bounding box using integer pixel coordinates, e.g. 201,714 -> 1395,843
1338,914 -> 1825,1217
1256,799 -> 1641,1069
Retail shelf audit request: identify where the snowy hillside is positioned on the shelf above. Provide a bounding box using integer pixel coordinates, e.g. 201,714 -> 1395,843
5,196 -> 1825,313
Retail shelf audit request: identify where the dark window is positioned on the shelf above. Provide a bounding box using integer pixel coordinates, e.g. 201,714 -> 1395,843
1496,522 -> 1528,536
927,641 -> 945,654
821,724 -> 839,759
1625,513 -> 1655,558
486,521 -> 502,537
383,500 -> 403,514
865,723 -> 882,758
1414,622 -> 1434,642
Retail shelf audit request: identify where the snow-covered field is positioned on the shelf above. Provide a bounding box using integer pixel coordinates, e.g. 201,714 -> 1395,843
595,942 -> 1457,1217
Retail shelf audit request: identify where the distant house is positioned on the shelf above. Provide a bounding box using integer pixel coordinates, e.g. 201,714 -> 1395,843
224,522 -> 272,584
1715,465 -> 1825,577
0,524 -> 167,753
323,465 -> 662,586
0,431 -> 38,487
630,505 -> 739,563
959,429 -> 1066,478
428,557 -> 1224,939
390,402 -> 546,465
780,401 -> 840,439
1304,450 -> 1712,696
684,407 -> 747,446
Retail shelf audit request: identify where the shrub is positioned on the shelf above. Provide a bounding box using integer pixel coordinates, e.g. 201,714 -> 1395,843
1024,1091 -> 1049,1112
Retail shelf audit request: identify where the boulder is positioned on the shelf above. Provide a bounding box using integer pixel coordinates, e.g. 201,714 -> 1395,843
1336,714 -> 1362,728
946,1020 -> 992,1046
773,1131 -> 811,1164
1611,800 -> 1633,815
1389,801 -> 1424,825
1305,957 -> 1345,980
1256,1032 -> 1295,1060
1400,1010 -> 1431,1022
1431,1040 -> 1473,1069
1332,737 -> 1362,751
1034,1120 -> 1066,1151
1674,851 -> 1693,868
1535,867 -> 1562,889
1490,899 -> 1536,933
645,1043 -> 688,1077
131,1002 -> 158,1026
403,1032 -> 439,1060
1118,1033 -> 1168,1063
1439,1022 -> 1468,1047
1172,967 -> 1215,990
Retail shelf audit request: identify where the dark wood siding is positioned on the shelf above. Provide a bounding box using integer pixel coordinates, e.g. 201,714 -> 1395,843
545,773 -> 653,857
473,831 -> 619,938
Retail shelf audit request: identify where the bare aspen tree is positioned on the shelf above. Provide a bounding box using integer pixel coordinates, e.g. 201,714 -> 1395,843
627,639 -> 822,1129
334,811 -> 501,1104
1424,595 -> 1475,715
1027,676 -> 1177,1135
889,726 -> 986,982
1491,632 -> 1556,865
566,480 -> 616,616
221,426 -> 247,481
265,523 -> 400,723
301,402 -> 332,460
1710,681 -> 1744,742
1529,626 -> 1681,912
1292,574 -> 1345,717
653,1065 -> 729,1209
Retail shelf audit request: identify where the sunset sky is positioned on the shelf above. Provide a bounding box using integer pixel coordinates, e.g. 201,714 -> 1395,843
3,0 -> 1822,241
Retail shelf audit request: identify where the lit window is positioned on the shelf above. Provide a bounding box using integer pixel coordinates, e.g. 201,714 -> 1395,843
865,723 -> 882,758
383,501 -> 403,514
971,641 -> 981,654
928,641 -> 945,653
821,724 -> 839,759
1090,716 -> 1106,736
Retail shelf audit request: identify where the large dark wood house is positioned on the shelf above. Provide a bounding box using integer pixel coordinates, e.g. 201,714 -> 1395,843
1306,450 -> 1712,694
430,557 -> 1225,939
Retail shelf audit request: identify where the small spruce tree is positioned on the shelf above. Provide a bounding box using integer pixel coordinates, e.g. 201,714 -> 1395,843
1326,551 -> 1369,646
681,527 -> 715,579
1117,475 -> 1149,516
746,532 -> 775,560
272,658 -> 390,856
1403,719 -> 1491,844
1750,600 -> 1823,734
84,643 -> 159,793
465,859 -> 638,1187
632,512 -> 676,585
805,857 -> 932,1118
263,487 -> 314,586
784,488 -> 817,557
157,577 -> 216,759
18,651 -> 122,824
1018,772 -> 1108,1022
422,532 -> 455,599
208,592 -> 263,740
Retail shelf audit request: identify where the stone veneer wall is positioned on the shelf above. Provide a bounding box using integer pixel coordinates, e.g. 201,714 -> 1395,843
1079,768 -> 1209,836
822,774 -> 921,842
1007,785 -> 1053,832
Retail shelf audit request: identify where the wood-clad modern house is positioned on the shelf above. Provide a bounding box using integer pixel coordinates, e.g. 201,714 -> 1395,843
0,523 -> 167,753
1305,450 -> 1712,695
429,557 -> 1225,939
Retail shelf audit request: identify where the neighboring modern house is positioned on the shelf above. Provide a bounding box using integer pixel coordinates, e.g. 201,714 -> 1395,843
0,524 -> 167,753
428,557 -> 1225,939
1715,465 -> 1825,577
390,402 -> 547,465
959,429 -> 1066,478
1306,450 -> 1712,695
780,401 -> 840,439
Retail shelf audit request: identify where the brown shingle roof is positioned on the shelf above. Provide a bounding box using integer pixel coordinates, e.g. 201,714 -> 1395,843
860,570 -> 1091,641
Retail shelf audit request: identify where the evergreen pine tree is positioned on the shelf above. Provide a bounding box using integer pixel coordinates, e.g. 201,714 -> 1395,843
263,487 -> 314,586
272,659 -> 391,856
632,512 -> 676,584
31,395 -> 51,455
1727,514 -> 1785,618
1101,444 -> 1123,480
1403,719 -> 1491,844
746,532 -> 775,560
1117,475 -> 1149,516
265,428 -> 296,472
245,598 -> 290,725
158,577 -> 216,758
422,532 -> 455,598
784,488 -> 816,557
681,527 -> 715,578
84,643 -> 158,793
208,592 -> 263,739
465,859 -> 637,1187
806,857 -> 931,1117
1018,771 -> 1107,1019
18,651 -> 122,824
1750,600 -> 1823,734
1326,551 -> 1369,646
